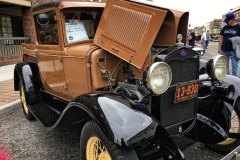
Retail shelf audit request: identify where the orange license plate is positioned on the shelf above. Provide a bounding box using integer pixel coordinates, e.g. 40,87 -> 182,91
174,81 -> 199,103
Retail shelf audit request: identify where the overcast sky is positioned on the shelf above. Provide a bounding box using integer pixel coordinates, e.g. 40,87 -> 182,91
153,0 -> 240,27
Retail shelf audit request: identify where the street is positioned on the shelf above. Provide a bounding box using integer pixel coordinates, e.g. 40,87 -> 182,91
202,42 -> 219,61
0,42 -> 227,160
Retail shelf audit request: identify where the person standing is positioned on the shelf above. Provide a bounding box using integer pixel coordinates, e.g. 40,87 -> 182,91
188,28 -> 196,48
218,13 -> 240,77
201,28 -> 208,49
206,30 -> 210,48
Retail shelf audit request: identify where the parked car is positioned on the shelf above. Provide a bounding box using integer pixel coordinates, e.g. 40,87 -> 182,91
212,35 -> 219,42
193,41 -> 205,57
15,0 -> 240,159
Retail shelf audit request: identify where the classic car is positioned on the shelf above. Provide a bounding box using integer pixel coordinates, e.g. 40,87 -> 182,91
14,0 -> 240,159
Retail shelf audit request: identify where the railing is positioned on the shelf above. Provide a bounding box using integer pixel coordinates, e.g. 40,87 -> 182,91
0,37 -> 31,57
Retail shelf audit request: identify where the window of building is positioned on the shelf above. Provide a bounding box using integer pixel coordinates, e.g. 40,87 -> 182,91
63,8 -> 103,43
34,11 -> 58,45
0,15 -> 13,37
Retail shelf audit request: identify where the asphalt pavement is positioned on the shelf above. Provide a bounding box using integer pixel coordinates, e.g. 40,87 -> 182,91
0,107 -> 223,160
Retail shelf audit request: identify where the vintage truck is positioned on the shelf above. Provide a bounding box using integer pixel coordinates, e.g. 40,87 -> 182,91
14,0 -> 240,159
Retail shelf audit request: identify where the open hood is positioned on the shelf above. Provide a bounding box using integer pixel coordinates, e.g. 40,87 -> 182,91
94,0 -> 189,69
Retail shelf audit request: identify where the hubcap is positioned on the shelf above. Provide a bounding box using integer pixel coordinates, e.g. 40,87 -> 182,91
219,110 -> 240,145
20,86 -> 29,114
86,136 -> 111,160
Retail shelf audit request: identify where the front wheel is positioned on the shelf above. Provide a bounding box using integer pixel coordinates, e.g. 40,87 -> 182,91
207,101 -> 240,154
80,121 -> 139,160
19,82 -> 35,121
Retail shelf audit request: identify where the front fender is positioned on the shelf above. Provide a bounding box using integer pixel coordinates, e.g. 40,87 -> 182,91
200,74 -> 240,107
51,93 -> 185,159
198,74 -> 240,140
199,59 -> 207,74
68,93 -> 157,146
222,75 -> 240,106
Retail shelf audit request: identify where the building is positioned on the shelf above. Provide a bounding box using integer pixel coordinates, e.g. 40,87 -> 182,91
0,0 -> 32,66
231,6 -> 240,23
204,19 -> 222,36
0,0 -> 103,67
222,5 -> 240,27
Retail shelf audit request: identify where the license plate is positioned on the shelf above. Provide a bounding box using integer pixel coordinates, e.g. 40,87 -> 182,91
174,81 -> 199,103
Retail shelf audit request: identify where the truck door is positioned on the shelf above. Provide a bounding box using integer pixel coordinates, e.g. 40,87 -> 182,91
60,8 -> 104,98
34,10 -> 69,99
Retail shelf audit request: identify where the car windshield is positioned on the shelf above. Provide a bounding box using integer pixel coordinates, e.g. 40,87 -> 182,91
63,8 -> 103,44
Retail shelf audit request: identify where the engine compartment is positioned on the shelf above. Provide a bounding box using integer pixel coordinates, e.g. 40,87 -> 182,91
90,46 -> 199,137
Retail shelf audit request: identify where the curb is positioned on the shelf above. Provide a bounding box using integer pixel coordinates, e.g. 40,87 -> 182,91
0,99 -> 20,116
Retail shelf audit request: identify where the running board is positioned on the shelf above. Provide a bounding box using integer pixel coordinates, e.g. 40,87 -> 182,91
28,102 -> 60,127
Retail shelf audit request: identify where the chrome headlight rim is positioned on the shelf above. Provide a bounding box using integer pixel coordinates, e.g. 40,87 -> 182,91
207,55 -> 228,81
146,62 -> 172,95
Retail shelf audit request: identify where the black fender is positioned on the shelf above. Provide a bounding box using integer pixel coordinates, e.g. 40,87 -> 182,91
221,74 -> 240,107
200,74 -> 240,107
197,74 -> 240,143
198,93 -> 230,133
59,93 -> 157,146
186,114 -> 228,144
199,59 -> 240,107
14,62 -> 42,104
51,93 -> 184,159
199,59 -> 207,74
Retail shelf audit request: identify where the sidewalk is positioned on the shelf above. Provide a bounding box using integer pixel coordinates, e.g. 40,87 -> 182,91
0,65 -> 19,110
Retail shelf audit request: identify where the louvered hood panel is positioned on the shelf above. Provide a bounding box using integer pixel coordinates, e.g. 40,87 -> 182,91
94,0 -> 168,69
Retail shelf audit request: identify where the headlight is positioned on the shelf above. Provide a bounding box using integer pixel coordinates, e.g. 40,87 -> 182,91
146,62 -> 172,94
207,55 -> 228,80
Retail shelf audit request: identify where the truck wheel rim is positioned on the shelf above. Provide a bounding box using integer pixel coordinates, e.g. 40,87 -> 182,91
218,110 -> 240,145
20,86 -> 29,114
86,136 -> 111,160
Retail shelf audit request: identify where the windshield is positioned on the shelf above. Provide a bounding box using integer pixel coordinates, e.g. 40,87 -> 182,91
63,8 -> 103,44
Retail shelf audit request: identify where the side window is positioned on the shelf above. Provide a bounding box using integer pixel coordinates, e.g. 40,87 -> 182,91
35,11 -> 58,45
63,8 -> 103,43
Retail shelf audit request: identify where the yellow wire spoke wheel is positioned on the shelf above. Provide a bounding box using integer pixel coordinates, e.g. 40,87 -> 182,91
20,85 -> 29,114
19,82 -> 34,121
80,121 -> 138,160
86,136 -> 111,160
